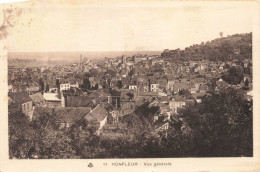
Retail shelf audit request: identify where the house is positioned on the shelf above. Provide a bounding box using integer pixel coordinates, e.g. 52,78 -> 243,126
159,104 -> 172,120
120,89 -> 136,115
66,96 -> 97,109
84,104 -> 109,135
29,93 -> 47,107
148,99 -> 171,122
60,83 -> 70,91
172,83 -> 190,94
151,84 -> 159,92
137,77 -> 149,92
107,110 -> 120,124
190,85 -> 197,94
158,78 -> 168,91
43,92 -> 65,108
152,121 -> 170,137
138,91 -> 158,103
129,85 -> 138,90
9,92 -> 34,119
109,89 -> 121,108
169,95 -> 186,114
167,80 -> 176,91
55,107 -> 92,129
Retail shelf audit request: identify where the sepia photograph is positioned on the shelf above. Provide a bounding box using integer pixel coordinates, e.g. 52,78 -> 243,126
1,0 -> 260,171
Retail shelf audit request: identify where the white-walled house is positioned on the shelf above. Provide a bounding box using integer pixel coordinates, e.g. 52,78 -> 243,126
151,84 -> 159,92
60,83 -> 70,91
129,85 -> 138,90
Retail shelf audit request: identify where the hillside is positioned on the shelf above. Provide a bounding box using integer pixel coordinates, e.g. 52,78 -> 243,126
161,33 -> 252,61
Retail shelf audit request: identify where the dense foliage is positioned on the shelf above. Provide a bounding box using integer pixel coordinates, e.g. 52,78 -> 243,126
222,66 -> 244,85
9,104 -> 77,159
162,33 -> 252,61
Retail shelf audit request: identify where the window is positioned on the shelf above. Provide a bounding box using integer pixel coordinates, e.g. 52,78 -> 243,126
27,103 -> 29,110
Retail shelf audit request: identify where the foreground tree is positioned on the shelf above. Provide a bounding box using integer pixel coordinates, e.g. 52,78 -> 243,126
9,103 -> 34,158
179,87 -> 253,156
9,104 -> 77,159
222,66 -> 244,85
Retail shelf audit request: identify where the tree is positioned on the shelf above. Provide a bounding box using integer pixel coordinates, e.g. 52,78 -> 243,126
126,93 -> 134,100
45,83 -> 49,92
222,66 -> 244,85
178,89 -> 192,99
179,87 -> 253,156
244,78 -> 249,87
89,69 -> 99,77
9,103 -> 78,159
117,80 -> 122,89
129,68 -> 135,78
9,103 -> 35,159
56,79 -> 60,90
39,78 -> 44,92
82,76 -> 91,90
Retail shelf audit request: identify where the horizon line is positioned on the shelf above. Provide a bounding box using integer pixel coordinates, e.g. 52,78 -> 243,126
8,50 -> 163,53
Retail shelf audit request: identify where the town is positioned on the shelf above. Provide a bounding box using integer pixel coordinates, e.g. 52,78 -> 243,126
8,33 -> 253,159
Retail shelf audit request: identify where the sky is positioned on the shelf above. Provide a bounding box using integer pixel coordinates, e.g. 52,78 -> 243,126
5,0 -> 255,52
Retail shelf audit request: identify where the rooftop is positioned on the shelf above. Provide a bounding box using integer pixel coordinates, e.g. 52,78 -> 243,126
9,92 -> 32,104
43,93 -> 61,101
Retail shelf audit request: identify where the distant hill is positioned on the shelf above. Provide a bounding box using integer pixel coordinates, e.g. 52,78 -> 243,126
8,51 -> 161,61
8,51 -> 161,67
161,33 -> 252,61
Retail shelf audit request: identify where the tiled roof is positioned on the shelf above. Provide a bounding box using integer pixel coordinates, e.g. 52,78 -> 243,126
29,93 -> 45,103
88,90 -> 109,98
32,107 -> 53,120
66,96 -> 95,107
86,104 -> 108,122
54,107 -> 92,123
8,92 -> 32,104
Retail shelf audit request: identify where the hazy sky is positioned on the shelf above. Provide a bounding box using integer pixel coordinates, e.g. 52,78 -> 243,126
6,1 -> 255,52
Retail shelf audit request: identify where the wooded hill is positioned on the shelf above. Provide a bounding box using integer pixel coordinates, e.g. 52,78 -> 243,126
161,33 -> 252,61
